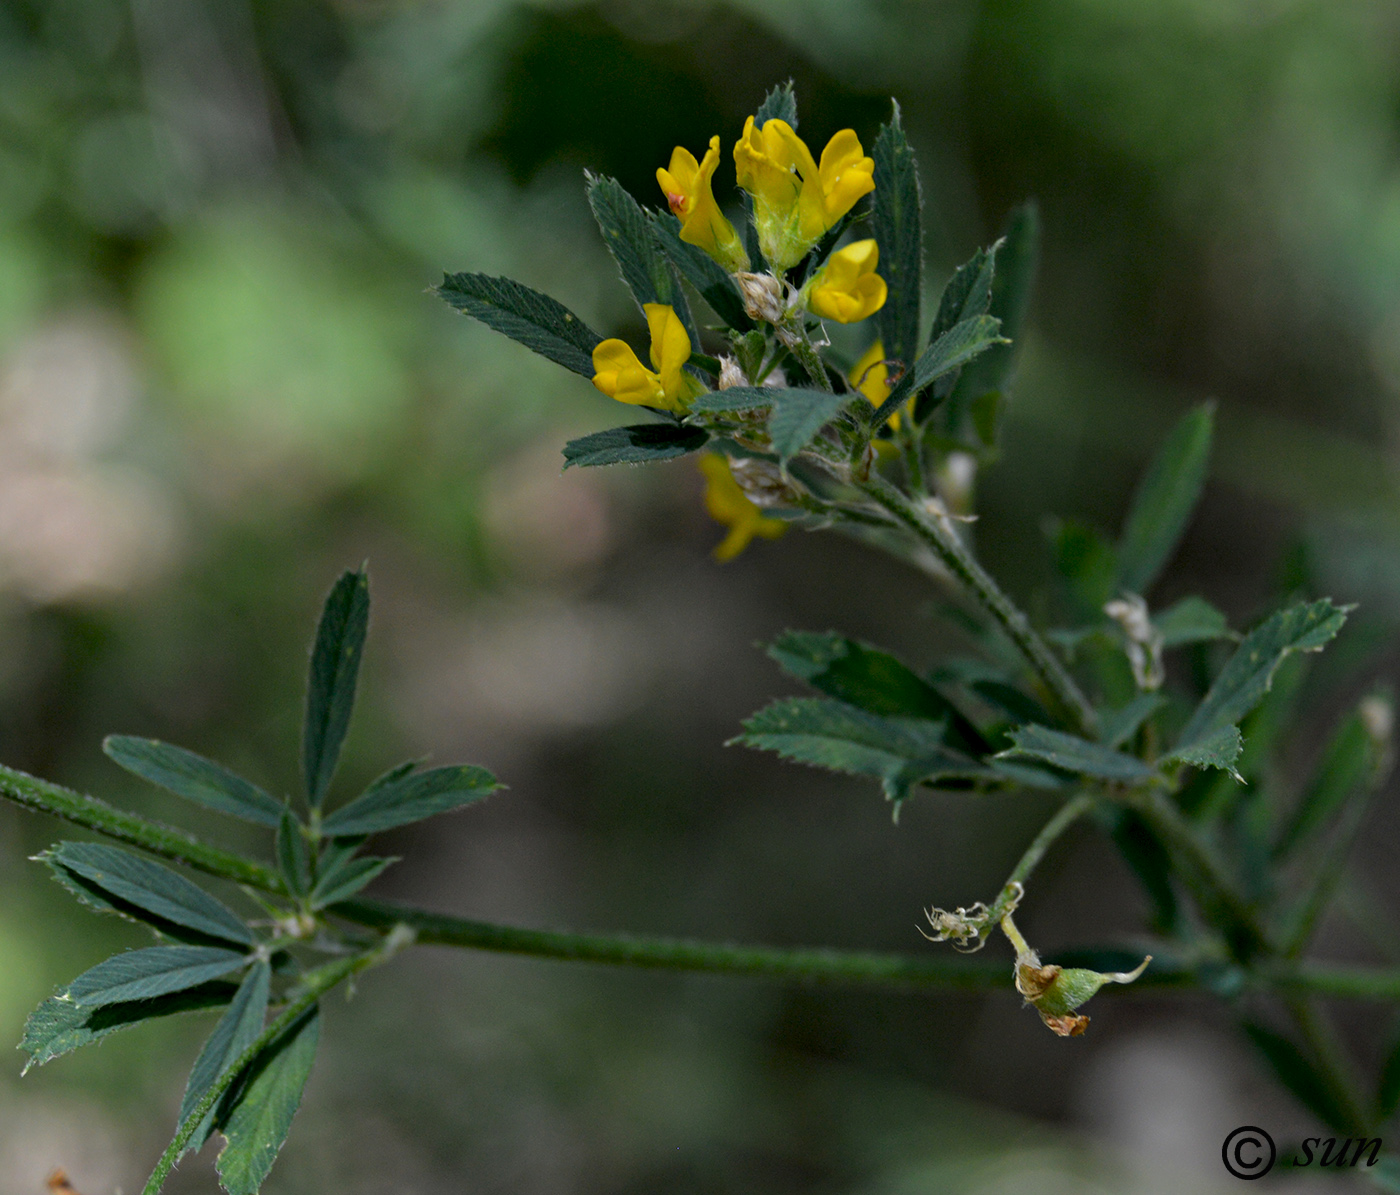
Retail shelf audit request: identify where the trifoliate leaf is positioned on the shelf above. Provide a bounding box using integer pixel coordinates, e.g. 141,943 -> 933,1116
320,764 -> 500,836
63,946 -> 250,1007
871,101 -> 923,373
997,724 -> 1154,782
102,737 -> 283,827
303,569 -> 370,809
436,273 -> 602,377
562,422 -> 708,468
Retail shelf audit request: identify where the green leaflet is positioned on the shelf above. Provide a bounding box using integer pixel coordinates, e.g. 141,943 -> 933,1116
1096,694 -> 1168,748
320,764 -> 500,836
1159,725 -> 1244,783
216,1006 -> 321,1195
688,385 -> 778,413
767,630 -> 988,755
735,696 -> 996,804
64,946 -> 250,1007
946,201 -> 1039,426
1273,707 -> 1378,859
1117,404 -> 1214,595
103,737 -> 283,827
586,175 -> 697,344
562,423 -> 709,468
649,213 -> 753,332
302,569 -> 370,809
767,388 -> 854,462
179,961 -> 271,1156
1177,599 -> 1350,748
870,314 -> 1006,432
913,242 -> 999,423
21,982 -> 239,1072
756,80 -> 797,128
870,101 -> 923,372
1050,518 -> 1118,621
998,724 -> 1153,782
275,807 -> 312,898
436,272 -> 602,378
1154,595 -> 1232,647
43,842 -> 254,947
309,854 -> 397,910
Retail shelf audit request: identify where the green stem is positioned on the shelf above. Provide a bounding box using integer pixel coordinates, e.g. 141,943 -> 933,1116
0,764 -> 286,893
141,950 -> 372,1195
854,473 -> 1097,734
986,793 -> 1096,929
1285,997 -> 1372,1135
8,765 -> 1400,1002
1125,787 -> 1269,958
334,898 -> 1007,990
784,326 -> 833,393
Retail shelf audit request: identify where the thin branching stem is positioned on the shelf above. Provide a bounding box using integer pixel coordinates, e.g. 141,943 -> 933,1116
1284,997 -> 1372,1135
854,473 -> 1097,734
7,764 -> 1400,1001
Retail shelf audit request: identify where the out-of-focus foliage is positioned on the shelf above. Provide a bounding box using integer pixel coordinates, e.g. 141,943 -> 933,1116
4,0 -> 1400,1191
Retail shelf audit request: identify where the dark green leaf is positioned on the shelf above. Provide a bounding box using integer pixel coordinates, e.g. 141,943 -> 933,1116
103,736 -> 282,827
968,680 -> 1053,729
1097,694 -> 1168,748
768,388 -> 854,462
586,175 -> 697,343
998,725 -> 1153,782
1106,808 -> 1178,933
870,101 -> 922,371
562,423 -> 708,468
649,213 -> 753,332
1274,708 -> 1378,859
767,630 -> 988,754
1160,725 -> 1243,782
310,855 -> 397,909
755,80 -> 797,128
42,842 -> 254,947
436,273 -> 602,377
1177,599 -> 1350,748
946,201 -> 1039,416
20,982 -> 239,1072
927,248 -> 996,348
688,386 -> 778,412
216,1006 -> 320,1195
320,764 -> 500,836
870,315 -> 1006,431
64,946 -> 249,1007
1117,404 -> 1214,594
179,961 -> 271,1156
275,808 -> 312,898
303,569 -> 370,809
1242,1020 -> 1359,1134
1154,595 -> 1231,647
735,697 -> 998,805
1050,518 -> 1119,620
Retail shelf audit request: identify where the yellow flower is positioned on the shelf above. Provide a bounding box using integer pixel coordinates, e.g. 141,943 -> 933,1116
591,304 -> 703,413
699,454 -> 787,562
733,117 -> 875,271
804,239 -> 887,323
849,339 -> 904,432
657,136 -> 749,273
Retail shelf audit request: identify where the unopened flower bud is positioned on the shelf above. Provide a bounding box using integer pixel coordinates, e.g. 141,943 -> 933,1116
734,271 -> 788,323
728,455 -> 793,509
1104,594 -> 1164,691
718,356 -> 748,390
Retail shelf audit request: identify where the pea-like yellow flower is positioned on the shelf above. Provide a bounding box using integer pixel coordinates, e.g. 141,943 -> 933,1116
591,304 -> 703,413
699,454 -> 787,562
804,239 -> 887,324
733,117 -> 875,271
849,339 -> 904,432
657,136 -> 749,274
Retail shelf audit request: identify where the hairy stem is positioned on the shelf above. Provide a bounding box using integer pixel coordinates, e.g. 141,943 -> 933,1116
0,764 -> 286,893
854,473 -> 1097,733
7,766 -> 1399,1001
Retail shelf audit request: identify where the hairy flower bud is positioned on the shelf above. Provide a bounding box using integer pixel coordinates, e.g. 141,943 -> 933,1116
734,271 -> 788,324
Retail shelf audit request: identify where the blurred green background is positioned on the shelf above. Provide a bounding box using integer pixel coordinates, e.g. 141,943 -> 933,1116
2,0 -> 1399,1191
